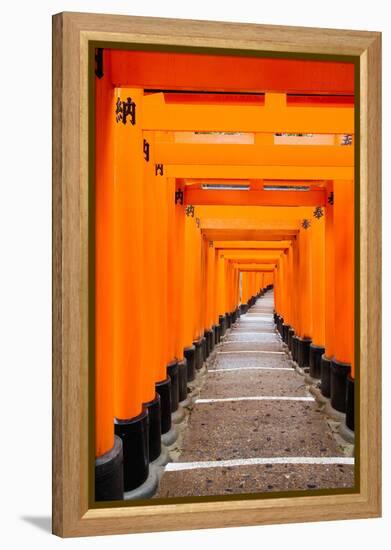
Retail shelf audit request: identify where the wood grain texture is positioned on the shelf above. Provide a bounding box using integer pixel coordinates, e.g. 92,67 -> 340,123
52,12 -> 63,537
359,33 -> 382,515
52,12 -> 382,537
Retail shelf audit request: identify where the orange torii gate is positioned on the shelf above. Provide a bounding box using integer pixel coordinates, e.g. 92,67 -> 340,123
109,49 -> 354,95
217,253 -> 282,318
94,60 -> 355,500
141,92 -> 354,133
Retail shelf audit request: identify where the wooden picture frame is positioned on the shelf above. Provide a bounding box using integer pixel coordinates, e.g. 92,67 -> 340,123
52,12 -> 381,537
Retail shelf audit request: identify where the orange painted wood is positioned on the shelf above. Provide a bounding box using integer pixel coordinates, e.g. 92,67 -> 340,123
166,177 -> 177,361
113,88 -> 145,417
236,264 -> 275,271
214,240 -> 292,249
213,246 -> 220,324
141,129 -> 160,400
183,214 -> 197,347
185,189 -> 326,207
95,51 -> 115,457
154,134 -> 170,379
241,272 -> 249,303
333,180 -> 355,372
292,239 -> 301,335
173,185 -> 186,360
167,164 -> 353,180
193,221 -> 203,340
298,226 -> 313,339
216,251 -> 227,314
205,240 -> 216,329
163,93 -> 265,105
141,92 -> 354,133
311,212 -> 326,347
282,251 -> 290,323
324,181 -> 335,358
155,143 -> 353,167
110,50 -> 354,94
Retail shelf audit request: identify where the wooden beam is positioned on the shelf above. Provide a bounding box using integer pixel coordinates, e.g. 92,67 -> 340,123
227,257 -> 281,263
200,218 -> 299,231
235,264 -> 275,271
142,93 -> 354,133
167,165 -> 353,180
110,51 -> 354,94
155,143 -> 353,167
220,250 -> 283,258
186,188 -> 326,207
195,205 -> 313,221
214,240 -> 292,249
202,230 -> 297,241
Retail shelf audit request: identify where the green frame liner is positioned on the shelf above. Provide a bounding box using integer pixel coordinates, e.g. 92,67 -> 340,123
87,40 -> 360,509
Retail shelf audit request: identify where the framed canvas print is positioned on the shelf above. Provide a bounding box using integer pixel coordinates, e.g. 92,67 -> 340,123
52,12 -> 381,537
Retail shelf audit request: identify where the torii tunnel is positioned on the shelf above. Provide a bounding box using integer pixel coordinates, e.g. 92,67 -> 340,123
94,48 -> 355,501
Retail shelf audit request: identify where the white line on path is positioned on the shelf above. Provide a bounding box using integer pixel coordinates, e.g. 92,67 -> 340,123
209,366 -> 294,372
218,350 -> 285,355
243,316 -> 272,320
195,396 -> 315,403
165,456 -> 354,472
229,332 -> 276,335
224,340 -> 279,344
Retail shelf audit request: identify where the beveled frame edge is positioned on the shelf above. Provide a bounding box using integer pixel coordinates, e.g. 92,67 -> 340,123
52,11 -> 381,537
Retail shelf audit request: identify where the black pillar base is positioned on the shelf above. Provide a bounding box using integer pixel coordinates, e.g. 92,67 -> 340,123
273,312 -> 278,324
219,314 -> 227,337
297,337 -> 312,368
346,375 -> 355,431
226,312 -> 231,329
218,315 -> 224,335
275,314 -> 279,332
193,338 -> 204,370
177,359 -> 188,402
330,358 -> 351,413
309,344 -> 325,379
205,329 -> 214,355
292,335 -> 299,362
201,336 -> 207,361
288,327 -> 295,351
320,355 -> 331,397
231,310 -> 237,324
143,393 -> 161,462
155,377 -> 172,435
222,314 -> 228,334
204,330 -> 210,357
277,316 -> 284,336
213,324 -> 220,344
166,360 -> 179,412
282,323 -> 290,345
114,409 -> 149,492
240,303 -> 248,315
95,435 -> 124,501
184,345 -> 196,381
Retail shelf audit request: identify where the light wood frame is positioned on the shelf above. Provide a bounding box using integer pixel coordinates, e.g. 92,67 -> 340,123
52,12 -> 381,537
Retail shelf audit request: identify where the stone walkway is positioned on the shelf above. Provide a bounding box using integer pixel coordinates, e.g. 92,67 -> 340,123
155,290 -> 354,498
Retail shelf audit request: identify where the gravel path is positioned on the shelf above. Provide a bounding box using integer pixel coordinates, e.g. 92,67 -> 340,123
155,290 -> 354,498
